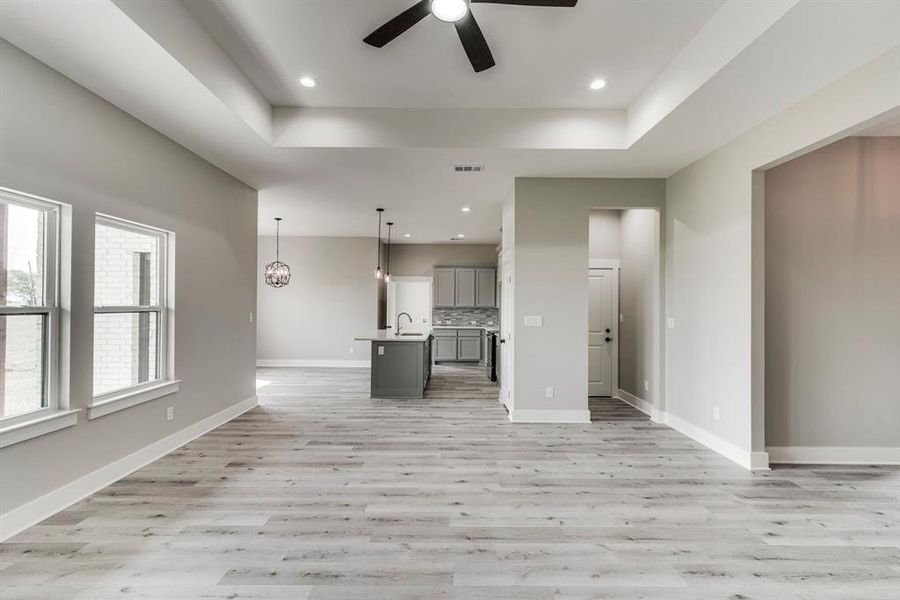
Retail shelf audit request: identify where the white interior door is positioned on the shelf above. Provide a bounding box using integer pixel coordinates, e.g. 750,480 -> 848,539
500,258 -> 513,409
589,268 -> 618,397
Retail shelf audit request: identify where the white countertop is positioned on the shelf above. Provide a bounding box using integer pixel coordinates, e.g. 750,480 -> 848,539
355,330 -> 432,342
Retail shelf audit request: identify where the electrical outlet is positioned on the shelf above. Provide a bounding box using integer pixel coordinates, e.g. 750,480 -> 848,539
644,380 -> 650,392
620,313 -> 625,323
249,312 -> 254,323
545,387 -> 554,398
713,406 -> 720,421
667,317 -> 676,329
378,346 -> 385,356
471,320 -> 477,325
349,347 -> 354,355
487,321 -> 494,325
166,406 -> 174,421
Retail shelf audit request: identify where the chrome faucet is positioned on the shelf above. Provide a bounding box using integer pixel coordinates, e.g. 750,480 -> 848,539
396,312 -> 413,336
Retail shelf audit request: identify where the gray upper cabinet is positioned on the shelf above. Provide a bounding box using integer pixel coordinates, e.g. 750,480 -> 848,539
476,268 -> 496,307
455,268 -> 476,307
434,268 -> 456,307
434,266 -> 497,308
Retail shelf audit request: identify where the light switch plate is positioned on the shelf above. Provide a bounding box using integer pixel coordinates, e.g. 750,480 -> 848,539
667,317 -> 676,329
545,387 -> 554,398
524,316 -> 543,327
166,406 -> 174,421
644,380 -> 650,392
378,346 -> 385,355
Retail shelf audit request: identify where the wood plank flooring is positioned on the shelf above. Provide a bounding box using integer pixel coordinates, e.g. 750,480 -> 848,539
1,364 -> 898,599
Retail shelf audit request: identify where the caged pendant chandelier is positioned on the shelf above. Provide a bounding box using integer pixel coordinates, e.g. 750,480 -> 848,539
264,217 -> 291,288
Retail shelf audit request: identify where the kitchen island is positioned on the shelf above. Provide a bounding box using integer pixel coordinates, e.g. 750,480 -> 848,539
354,330 -> 433,399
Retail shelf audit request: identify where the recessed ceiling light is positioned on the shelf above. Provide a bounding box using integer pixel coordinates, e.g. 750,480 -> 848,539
589,78 -> 607,90
299,76 -> 318,88
404,233 -> 411,238
457,234 -> 465,238
432,0 -> 468,22
461,207 -> 471,213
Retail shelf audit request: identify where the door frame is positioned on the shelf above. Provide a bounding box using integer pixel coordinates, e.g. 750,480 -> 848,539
588,262 -> 619,397
386,276 -> 433,331
499,255 -> 513,410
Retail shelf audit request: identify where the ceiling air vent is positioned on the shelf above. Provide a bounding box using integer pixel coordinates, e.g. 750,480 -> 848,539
453,164 -> 484,173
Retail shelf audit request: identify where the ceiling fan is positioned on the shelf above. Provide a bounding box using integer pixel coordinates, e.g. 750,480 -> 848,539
363,0 -> 578,73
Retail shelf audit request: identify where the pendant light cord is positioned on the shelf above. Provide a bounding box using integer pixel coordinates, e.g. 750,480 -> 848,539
275,218 -> 281,262
376,210 -> 382,269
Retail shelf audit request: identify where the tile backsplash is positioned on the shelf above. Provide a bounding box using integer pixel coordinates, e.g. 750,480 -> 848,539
433,307 -> 499,327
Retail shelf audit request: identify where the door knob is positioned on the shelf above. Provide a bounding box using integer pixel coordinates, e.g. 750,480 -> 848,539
605,328 -> 610,333
500,338 -> 506,343
605,337 -> 612,343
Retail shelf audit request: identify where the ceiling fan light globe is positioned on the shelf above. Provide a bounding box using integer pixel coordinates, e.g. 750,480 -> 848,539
432,0 -> 468,22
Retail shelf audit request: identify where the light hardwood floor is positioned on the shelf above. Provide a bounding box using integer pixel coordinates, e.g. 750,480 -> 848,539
1,364 -> 898,599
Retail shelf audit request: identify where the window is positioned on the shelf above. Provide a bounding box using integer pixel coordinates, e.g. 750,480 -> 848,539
0,189 -> 62,427
92,215 -> 172,405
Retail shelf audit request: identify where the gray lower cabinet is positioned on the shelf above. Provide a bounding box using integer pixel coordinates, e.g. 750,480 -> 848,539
370,337 -> 432,399
457,337 -> 482,361
433,328 -> 483,362
434,336 -> 457,361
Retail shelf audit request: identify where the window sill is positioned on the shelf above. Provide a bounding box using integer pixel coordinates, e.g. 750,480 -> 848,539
87,380 -> 181,420
0,409 -> 80,449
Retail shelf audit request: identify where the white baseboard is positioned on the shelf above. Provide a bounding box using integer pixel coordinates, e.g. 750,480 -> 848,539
767,446 -> 900,465
615,388 -> 658,420
660,411 -> 767,471
509,409 -> 591,424
257,359 -> 369,368
0,395 -> 258,542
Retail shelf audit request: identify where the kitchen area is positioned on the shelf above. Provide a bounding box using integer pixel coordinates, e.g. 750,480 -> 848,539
356,263 -> 501,399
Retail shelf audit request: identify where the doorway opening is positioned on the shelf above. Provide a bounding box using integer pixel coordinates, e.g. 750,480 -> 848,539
588,209 -> 662,420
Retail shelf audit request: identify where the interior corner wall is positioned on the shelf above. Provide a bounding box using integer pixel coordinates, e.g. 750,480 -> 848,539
256,236 -> 379,363
0,41 -> 258,514
512,179 -> 665,420
664,47 -> 900,465
764,136 -> 900,450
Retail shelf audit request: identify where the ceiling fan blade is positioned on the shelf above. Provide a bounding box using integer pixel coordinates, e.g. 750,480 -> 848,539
454,12 -> 495,72
363,0 -> 431,48
470,0 -> 578,6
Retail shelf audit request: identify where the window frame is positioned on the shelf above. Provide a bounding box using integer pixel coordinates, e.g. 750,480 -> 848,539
91,214 -> 174,408
0,188 -> 62,429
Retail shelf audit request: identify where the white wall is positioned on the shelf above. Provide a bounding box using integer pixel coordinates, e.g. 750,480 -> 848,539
256,236 -> 379,364
665,47 -> 900,467
765,136 -> 900,451
0,41 -> 257,515
509,179 -> 665,422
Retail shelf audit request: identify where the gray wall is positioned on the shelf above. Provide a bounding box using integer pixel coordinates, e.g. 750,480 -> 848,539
256,236 -> 379,363
510,179 -> 666,416
618,209 -> 660,401
0,41 -> 258,513
665,48 -> 900,460
388,243 -> 497,276
765,136 -> 900,449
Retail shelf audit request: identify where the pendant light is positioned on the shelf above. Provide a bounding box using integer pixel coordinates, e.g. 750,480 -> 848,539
374,208 -> 384,280
384,222 -> 393,283
264,217 -> 291,288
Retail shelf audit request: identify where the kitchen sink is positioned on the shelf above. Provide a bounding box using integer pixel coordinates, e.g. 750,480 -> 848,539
397,333 -> 422,336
